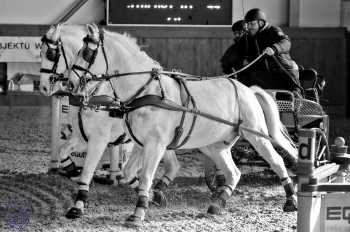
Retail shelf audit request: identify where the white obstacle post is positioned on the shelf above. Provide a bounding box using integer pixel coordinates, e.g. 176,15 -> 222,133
50,95 -> 69,171
297,128 -> 350,232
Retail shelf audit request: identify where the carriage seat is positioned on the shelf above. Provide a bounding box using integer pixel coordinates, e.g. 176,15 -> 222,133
266,90 -> 296,130
298,68 -> 325,103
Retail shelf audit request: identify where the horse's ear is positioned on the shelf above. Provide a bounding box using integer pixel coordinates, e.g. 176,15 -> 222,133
46,25 -> 56,39
86,23 -> 99,40
51,23 -> 62,41
91,22 -> 99,29
87,24 -> 95,36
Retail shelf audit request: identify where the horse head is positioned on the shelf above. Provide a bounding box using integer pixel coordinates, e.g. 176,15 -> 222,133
68,23 -> 105,94
69,23 -> 162,101
39,24 -> 85,96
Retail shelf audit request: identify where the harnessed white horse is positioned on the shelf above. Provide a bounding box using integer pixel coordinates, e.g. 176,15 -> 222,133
39,24 -> 180,219
68,24 -> 298,227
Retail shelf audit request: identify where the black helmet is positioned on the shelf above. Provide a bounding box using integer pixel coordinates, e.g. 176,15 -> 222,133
244,8 -> 266,22
231,20 -> 247,32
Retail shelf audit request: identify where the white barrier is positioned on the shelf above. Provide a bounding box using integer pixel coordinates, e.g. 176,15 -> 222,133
49,95 -> 65,170
297,128 -> 350,232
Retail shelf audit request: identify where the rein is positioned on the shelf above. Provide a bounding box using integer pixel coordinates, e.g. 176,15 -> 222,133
73,52 -> 266,84
72,32 -> 283,148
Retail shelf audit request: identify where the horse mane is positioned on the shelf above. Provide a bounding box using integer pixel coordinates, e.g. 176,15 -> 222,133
102,29 -> 161,69
59,24 -> 87,40
55,25 -> 87,59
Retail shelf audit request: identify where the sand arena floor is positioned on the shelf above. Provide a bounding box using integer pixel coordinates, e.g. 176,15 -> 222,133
0,106 -> 301,232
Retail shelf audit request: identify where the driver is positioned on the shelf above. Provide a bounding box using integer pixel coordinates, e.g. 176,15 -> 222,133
235,8 -> 301,93
220,19 -> 247,75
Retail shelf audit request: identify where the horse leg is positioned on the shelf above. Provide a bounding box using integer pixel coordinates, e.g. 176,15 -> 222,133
125,142 -> 166,227
65,136 -> 109,219
245,134 -> 297,212
108,145 -> 123,184
200,144 -> 241,215
152,150 -> 180,207
58,136 -> 86,178
121,147 -> 179,207
120,144 -> 143,190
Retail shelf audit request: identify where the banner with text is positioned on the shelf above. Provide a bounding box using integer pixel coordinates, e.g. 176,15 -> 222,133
0,36 -> 41,62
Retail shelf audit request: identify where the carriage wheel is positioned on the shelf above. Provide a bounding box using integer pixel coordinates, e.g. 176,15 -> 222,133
314,130 -> 330,167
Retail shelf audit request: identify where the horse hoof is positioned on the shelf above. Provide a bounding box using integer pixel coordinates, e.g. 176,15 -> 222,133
65,207 -> 83,219
215,174 -> 226,188
207,204 -> 222,215
151,190 -> 167,208
47,168 -> 60,175
115,175 -> 123,185
124,215 -> 143,228
283,196 -> 297,212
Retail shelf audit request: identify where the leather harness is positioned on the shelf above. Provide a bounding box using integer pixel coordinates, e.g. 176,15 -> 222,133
69,95 -> 130,146
69,31 -> 283,150
106,72 -> 243,150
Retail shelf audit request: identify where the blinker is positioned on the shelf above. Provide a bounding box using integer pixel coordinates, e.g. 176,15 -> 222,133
46,47 -> 59,62
82,46 -> 97,63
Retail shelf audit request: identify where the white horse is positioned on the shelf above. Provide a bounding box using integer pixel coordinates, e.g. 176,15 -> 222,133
39,24 -> 180,219
68,24 -> 298,227
40,24 -> 127,179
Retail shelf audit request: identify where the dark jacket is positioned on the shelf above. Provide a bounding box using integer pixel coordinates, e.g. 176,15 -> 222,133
236,24 -> 298,76
220,43 -> 240,74
220,38 -> 246,74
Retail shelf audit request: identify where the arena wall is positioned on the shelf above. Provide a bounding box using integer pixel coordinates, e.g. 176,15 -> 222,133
0,25 -> 347,117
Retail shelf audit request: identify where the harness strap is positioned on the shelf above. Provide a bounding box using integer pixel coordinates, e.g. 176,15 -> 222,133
59,38 -> 69,72
123,94 -> 234,148
125,112 -> 143,146
78,110 -> 89,142
78,107 -> 128,146
170,79 -> 198,149
99,32 -> 109,74
123,94 -> 278,146
226,78 -> 241,133
154,70 -> 166,99
69,95 -> 83,107
108,133 -> 132,147
123,71 -> 159,106
167,79 -> 191,149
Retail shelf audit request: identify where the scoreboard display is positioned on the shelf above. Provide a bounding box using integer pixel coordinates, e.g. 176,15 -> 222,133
107,0 -> 232,26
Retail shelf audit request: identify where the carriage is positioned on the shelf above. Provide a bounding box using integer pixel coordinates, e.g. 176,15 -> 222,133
204,67 -> 331,191
40,24 -> 336,224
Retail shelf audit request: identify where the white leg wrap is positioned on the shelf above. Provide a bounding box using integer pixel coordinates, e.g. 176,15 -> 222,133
215,169 -> 225,176
138,189 -> 149,198
75,200 -> 84,210
218,185 -> 233,197
281,177 -> 292,186
128,178 -> 139,189
78,184 -> 89,192
61,156 -> 73,168
161,175 -> 171,185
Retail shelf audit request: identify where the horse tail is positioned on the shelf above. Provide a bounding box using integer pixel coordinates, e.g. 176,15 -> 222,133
249,86 -> 298,162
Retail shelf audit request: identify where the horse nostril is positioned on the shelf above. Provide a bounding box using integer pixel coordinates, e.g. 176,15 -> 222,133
43,86 -> 48,93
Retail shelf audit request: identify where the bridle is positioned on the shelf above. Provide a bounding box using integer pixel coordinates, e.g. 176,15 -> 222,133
71,32 -> 109,90
40,35 -> 70,85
